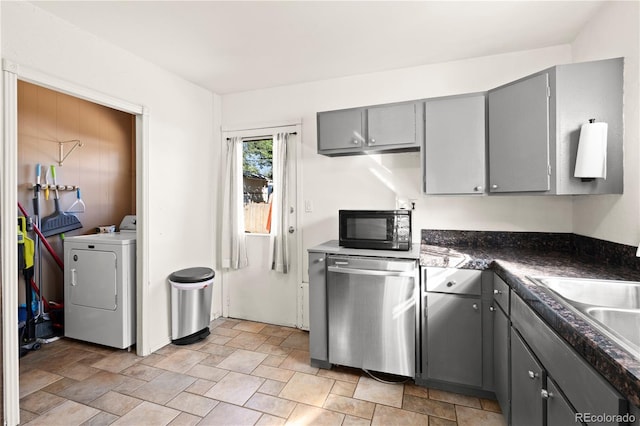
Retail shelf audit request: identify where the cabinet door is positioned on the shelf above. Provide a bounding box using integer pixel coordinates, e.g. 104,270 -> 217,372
424,95 -> 486,194
547,378 -> 583,426
488,73 -> 550,193
317,108 -> 365,153
511,329 -> 544,426
308,252 -> 328,363
427,293 -> 482,387
367,103 -> 419,148
493,305 -> 510,424
68,248 -> 117,310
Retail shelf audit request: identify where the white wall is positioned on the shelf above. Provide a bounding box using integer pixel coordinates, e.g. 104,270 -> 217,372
221,45 -> 575,281
2,2 -> 219,352
571,1 -> 640,246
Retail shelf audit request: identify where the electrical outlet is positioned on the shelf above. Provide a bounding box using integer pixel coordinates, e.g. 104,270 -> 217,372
304,200 -> 313,213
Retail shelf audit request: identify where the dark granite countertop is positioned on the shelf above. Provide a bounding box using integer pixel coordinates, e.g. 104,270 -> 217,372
420,231 -> 640,408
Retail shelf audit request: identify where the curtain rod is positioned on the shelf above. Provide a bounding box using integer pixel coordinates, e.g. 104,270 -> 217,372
226,131 -> 297,141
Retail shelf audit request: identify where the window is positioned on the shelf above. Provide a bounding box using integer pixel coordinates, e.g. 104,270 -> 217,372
243,138 -> 273,234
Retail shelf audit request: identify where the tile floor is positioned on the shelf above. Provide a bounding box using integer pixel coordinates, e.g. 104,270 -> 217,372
19,318 -> 506,425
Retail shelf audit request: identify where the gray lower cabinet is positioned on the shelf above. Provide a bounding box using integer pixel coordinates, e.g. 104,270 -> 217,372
511,329 -> 544,426
424,93 -> 486,195
488,57 -> 623,195
317,100 -> 422,156
308,252 -> 329,368
426,293 -> 482,386
493,302 -> 510,423
511,294 -> 626,426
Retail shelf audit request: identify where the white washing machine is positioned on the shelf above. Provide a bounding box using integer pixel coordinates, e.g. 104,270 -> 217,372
64,216 -> 136,349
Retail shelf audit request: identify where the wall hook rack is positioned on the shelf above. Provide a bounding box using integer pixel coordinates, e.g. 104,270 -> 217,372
57,139 -> 83,166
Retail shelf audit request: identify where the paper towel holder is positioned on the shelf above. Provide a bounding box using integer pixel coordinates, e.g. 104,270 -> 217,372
574,118 -> 608,182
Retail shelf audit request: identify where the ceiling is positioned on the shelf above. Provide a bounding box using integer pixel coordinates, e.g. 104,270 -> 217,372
31,1 -> 605,95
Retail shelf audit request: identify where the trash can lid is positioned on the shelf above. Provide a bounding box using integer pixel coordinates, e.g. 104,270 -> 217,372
169,267 -> 215,283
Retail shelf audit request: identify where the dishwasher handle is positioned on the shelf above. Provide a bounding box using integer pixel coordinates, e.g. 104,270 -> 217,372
328,265 -> 416,278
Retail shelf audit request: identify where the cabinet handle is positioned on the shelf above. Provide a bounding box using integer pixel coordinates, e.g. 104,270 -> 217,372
472,303 -> 479,310
491,184 -> 499,190
493,289 -> 502,295
474,186 -> 483,192
353,139 -> 360,145
528,370 -> 539,379
489,306 -> 496,312
541,389 -> 553,399
446,280 -> 456,287
369,138 -> 376,145
317,258 -> 324,263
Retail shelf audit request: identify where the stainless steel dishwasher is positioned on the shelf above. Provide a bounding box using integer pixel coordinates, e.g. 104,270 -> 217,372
327,255 -> 418,377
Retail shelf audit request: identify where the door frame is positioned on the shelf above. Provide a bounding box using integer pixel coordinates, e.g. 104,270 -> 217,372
220,121 -> 303,327
1,59 -> 150,425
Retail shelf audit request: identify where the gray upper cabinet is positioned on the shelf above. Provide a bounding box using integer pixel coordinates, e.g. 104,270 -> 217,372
424,93 -> 486,195
317,101 -> 422,156
488,57 -> 623,194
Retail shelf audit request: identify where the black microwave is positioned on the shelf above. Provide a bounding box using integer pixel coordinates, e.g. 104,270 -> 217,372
339,210 -> 412,251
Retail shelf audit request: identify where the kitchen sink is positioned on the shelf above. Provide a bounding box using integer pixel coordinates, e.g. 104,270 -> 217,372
528,276 -> 640,360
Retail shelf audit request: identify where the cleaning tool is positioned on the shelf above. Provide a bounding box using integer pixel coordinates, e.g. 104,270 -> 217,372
41,165 -> 82,237
66,188 -> 86,213
18,201 -> 64,270
18,217 -> 40,354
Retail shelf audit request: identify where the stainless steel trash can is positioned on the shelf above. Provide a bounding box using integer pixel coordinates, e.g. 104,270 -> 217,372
169,267 -> 214,345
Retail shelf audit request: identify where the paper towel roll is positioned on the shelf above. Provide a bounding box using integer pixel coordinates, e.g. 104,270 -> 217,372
574,121 -> 608,180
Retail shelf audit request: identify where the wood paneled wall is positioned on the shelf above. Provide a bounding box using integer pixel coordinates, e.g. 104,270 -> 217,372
17,80 -> 135,304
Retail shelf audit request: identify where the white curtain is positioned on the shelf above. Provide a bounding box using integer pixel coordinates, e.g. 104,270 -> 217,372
222,136 -> 248,269
269,132 -> 290,273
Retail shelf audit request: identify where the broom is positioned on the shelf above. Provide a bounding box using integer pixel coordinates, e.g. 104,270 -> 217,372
41,165 -> 82,237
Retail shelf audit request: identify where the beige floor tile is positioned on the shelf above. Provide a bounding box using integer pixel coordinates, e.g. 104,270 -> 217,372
280,332 -> 309,351
342,415 -> 372,426
166,391 -> 218,417
167,412 -> 201,426
456,405 -> 507,426
323,394 -> 375,420
185,363 -> 229,382
266,336 -> 286,346
19,369 -> 63,398
279,372 -> 334,407
200,401 -> 262,425
111,401 -> 180,426
210,335 -> 233,345
53,362 -> 99,381
233,321 -> 268,334
212,326 -> 242,338
20,409 -> 39,425
252,365 -> 295,383
120,363 -> 164,381
285,403 -> 344,426
245,393 -> 297,418
402,394 -> 456,421
24,400 -> 100,426
404,383 -> 429,399
112,376 -> 146,395
83,411 -> 119,426
153,348 -> 209,374
262,355 -> 287,368
226,331 -> 269,350
429,388 -> 482,409
317,367 -> 360,383
256,413 -> 287,426
217,349 -> 268,374
353,377 -> 404,408
260,325 -> 295,339
90,351 -> 141,374
185,378 -> 216,395
89,391 -> 143,416
258,379 -> 287,396
278,350 -> 319,375
20,390 -> 65,414
481,398 -> 502,413
57,370 -> 126,404
199,353 -> 228,367
256,343 -> 293,357
129,371 -> 196,405
41,377 -> 77,395
200,343 -> 237,357
430,416 -> 457,426
330,380 -> 356,398
138,353 -> 165,367
204,371 -> 265,405
371,404 -> 429,426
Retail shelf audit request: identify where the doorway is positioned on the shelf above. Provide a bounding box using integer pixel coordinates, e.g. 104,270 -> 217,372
221,124 -> 302,328
2,60 -> 150,426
